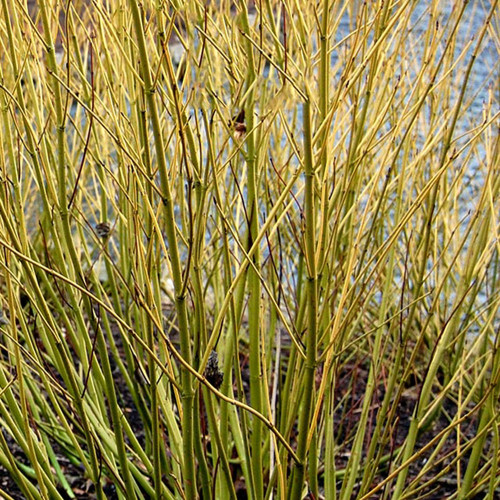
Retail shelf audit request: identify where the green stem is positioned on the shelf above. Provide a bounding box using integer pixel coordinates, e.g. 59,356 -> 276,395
239,2 -> 263,497
288,99 -> 317,500
127,1 -> 196,496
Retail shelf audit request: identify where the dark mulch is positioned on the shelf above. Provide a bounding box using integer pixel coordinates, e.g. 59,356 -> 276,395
0,330 -> 495,499
329,358 -> 486,499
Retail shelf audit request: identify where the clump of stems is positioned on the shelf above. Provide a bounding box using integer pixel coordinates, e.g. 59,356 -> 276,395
0,0 -> 498,499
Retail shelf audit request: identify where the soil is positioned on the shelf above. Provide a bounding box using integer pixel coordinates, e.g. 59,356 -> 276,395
0,331 -> 495,499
